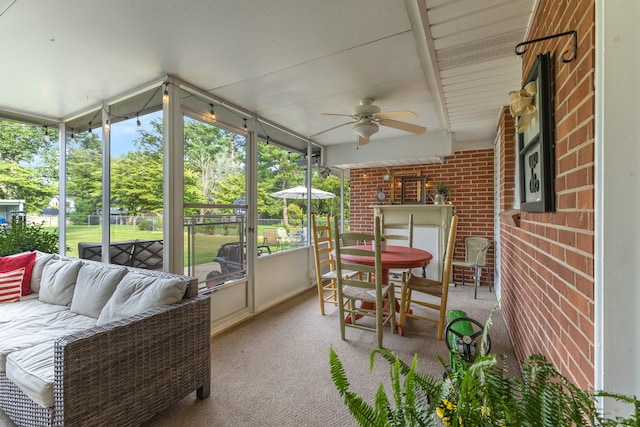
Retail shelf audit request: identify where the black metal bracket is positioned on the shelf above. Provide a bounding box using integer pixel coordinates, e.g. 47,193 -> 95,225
515,30 -> 578,63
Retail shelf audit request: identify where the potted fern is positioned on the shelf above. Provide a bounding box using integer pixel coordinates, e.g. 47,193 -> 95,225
329,315 -> 639,426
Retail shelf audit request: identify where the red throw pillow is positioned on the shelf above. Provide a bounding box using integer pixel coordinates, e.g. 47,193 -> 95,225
0,252 -> 37,296
0,267 -> 25,303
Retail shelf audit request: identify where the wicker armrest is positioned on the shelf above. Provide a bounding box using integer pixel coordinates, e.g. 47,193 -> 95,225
53,294 -> 211,426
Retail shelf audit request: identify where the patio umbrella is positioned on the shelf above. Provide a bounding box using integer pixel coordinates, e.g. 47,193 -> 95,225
269,185 -> 336,200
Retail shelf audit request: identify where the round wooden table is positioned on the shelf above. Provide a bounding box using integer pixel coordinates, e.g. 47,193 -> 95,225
339,245 -> 433,330
339,244 -> 433,284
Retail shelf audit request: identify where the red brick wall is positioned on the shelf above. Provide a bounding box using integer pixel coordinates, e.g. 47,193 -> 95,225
349,149 -> 495,288
499,0 -> 595,389
498,109 -> 516,211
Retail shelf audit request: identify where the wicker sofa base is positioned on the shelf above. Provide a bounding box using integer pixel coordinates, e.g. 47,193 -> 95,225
0,265 -> 211,427
0,373 -> 54,427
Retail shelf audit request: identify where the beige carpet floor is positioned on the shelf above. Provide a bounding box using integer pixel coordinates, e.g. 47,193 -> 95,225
0,284 -> 519,427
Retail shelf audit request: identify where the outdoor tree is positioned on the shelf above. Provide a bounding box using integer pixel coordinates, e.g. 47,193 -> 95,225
286,203 -> 303,227
66,133 -> 102,224
0,120 -> 57,213
311,172 -> 346,217
211,174 -> 246,209
184,119 -> 246,206
257,142 -> 305,225
0,161 -> 56,213
0,120 -> 53,163
191,144 -> 244,206
111,150 -> 164,214
152,117 -> 248,212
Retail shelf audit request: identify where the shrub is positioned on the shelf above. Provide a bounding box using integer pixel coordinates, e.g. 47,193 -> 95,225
0,215 -> 59,256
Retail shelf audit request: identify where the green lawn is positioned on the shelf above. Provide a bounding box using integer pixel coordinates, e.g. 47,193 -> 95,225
49,225 -> 236,265
47,224 -> 300,266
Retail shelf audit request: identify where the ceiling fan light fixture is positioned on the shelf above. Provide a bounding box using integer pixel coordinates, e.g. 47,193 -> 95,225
353,120 -> 378,139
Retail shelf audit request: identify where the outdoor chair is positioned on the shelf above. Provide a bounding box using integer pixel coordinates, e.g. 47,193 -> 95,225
276,227 -> 290,246
205,242 -> 246,289
262,229 -> 278,249
451,237 -> 491,299
289,228 -> 305,247
398,214 -> 458,340
334,216 -> 396,348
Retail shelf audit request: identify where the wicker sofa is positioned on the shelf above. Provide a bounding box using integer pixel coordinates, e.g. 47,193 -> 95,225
0,251 -> 211,427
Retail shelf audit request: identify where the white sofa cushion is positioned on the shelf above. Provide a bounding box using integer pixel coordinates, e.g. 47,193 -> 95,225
0,294 -> 67,325
38,259 -> 82,306
29,251 -> 57,293
70,263 -> 128,318
97,272 -> 186,326
0,310 -> 96,371
6,341 -> 55,408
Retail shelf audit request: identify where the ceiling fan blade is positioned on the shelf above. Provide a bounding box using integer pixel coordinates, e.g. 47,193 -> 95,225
380,119 -> 426,134
321,113 -> 354,117
358,135 -> 370,145
375,110 -> 418,120
309,121 -> 355,138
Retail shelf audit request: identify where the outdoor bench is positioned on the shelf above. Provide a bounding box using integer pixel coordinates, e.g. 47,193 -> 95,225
77,239 -> 164,270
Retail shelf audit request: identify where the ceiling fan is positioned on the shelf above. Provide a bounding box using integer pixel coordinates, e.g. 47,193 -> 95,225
310,98 -> 426,145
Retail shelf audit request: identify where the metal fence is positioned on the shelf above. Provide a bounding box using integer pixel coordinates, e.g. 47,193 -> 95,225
84,215 -> 162,231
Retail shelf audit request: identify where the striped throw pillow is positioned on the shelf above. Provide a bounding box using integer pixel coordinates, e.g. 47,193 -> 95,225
0,268 -> 25,303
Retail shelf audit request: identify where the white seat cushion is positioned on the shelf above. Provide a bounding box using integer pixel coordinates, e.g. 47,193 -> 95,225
6,341 -> 55,408
0,310 -> 96,371
0,295 -> 67,325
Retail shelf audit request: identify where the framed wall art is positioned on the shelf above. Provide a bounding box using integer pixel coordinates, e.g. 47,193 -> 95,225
518,52 -> 555,212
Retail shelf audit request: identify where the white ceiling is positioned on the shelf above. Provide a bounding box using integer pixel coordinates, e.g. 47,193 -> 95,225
0,0 -> 534,168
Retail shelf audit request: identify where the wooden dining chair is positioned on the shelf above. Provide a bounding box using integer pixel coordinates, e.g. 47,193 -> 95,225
311,215 -> 360,315
380,213 -> 414,284
333,216 -> 396,348
311,214 -> 339,315
380,213 -> 414,247
398,214 -> 458,340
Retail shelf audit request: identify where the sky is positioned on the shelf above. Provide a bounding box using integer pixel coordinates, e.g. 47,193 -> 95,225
110,110 -> 162,157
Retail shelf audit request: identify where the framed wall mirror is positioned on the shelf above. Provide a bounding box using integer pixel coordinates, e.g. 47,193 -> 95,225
390,170 -> 420,203
401,176 -> 427,204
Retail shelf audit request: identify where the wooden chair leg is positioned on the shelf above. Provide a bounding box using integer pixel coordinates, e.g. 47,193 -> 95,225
389,285 -> 397,334
338,298 -> 347,340
330,280 -> 337,305
437,307 -> 446,340
398,284 -> 409,328
318,279 -> 326,315
348,299 -> 357,326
